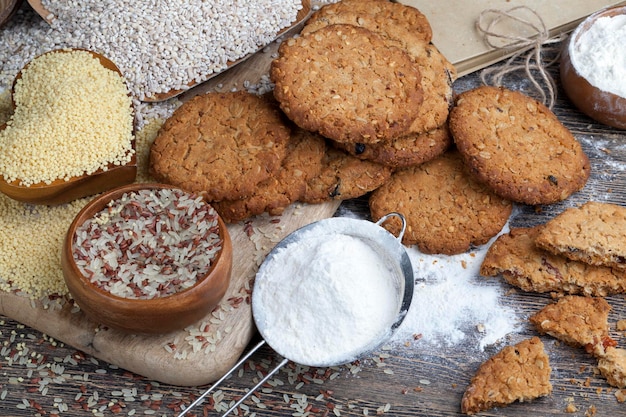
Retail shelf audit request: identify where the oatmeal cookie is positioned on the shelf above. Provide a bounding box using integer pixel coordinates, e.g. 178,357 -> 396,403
406,42 -> 456,134
271,24 -> 423,144
461,337 -> 552,415
599,347 -> 626,388
449,86 -> 590,205
302,145 -> 393,204
369,150 -> 512,254
530,295 -> 616,357
333,118 -> 452,169
302,0 -> 432,44
212,128 -> 326,222
149,91 -> 290,201
536,201 -> 626,270
480,226 -> 626,296
302,6 -> 455,135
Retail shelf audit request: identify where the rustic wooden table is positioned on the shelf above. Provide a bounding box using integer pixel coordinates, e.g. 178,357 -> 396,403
2,4 -> 626,417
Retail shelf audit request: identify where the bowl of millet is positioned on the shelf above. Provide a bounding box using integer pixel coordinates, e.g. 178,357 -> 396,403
61,183 -> 233,334
0,48 -> 136,205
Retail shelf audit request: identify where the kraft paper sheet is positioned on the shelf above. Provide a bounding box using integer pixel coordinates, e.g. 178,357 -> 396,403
399,0 -> 626,76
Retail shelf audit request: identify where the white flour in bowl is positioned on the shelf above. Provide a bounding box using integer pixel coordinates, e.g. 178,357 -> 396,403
570,14 -> 626,97
253,231 -> 402,366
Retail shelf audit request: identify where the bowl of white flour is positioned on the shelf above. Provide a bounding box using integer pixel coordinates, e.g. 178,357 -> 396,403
252,213 -> 414,367
561,5 -> 626,129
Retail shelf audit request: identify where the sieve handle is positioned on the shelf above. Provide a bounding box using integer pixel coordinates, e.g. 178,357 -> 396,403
376,212 -> 407,241
178,339 -> 276,417
222,357 -> 289,416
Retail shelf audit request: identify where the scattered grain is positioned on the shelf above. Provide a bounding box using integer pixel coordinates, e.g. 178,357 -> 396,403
0,192 -> 89,298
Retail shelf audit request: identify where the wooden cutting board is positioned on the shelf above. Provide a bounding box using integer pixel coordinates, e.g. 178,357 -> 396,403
0,8 -> 335,386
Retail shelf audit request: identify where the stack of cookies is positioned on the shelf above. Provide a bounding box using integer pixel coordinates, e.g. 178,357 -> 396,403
149,0 -> 591,255
271,0 -> 462,212
150,0 -> 457,223
272,0 -> 457,169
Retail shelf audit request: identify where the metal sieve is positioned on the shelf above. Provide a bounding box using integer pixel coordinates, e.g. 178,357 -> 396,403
179,213 -> 414,417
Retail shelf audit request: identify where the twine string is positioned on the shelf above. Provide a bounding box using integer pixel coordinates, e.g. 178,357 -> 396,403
476,6 -> 566,109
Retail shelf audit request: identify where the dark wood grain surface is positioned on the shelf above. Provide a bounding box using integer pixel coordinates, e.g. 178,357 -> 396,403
3,7 -> 626,417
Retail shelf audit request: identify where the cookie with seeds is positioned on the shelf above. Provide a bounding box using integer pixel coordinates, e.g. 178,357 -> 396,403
369,150 -> 512,254
461,337 -> 552,415
302,0 -> 432,45
480,226 -> 626,296
530,295 -> 616,357
302,145 -> 393,204
333,123 -> 452,168
302,4 -> 455,135
212,128 -> 326,222
449,86 -> 590,205
536,201 -> 626,270
407,42 -> 456,134
271,24 -> 423,144
149,91 -> 291,202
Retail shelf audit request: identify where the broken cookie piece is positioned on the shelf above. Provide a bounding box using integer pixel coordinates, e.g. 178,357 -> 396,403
599,347 -> 626,389
480,226 -> 626,296
461,337 -> 552,415
535,201 -> 626,270
530,295 -> 617,357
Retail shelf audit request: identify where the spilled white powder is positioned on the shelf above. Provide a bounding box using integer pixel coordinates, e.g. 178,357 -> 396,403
391,227 -> 520,351
254,232 -> 401,366
570,14 -> 626,97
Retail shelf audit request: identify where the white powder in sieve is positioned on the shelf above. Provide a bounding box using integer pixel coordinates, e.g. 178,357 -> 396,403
570,14 -> 626,98
253,232 -> 401,366
391,225 -> 520,351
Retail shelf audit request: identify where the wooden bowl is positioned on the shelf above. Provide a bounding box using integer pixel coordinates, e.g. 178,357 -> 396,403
0,0 -> 22,28
0,48 -> 137,205
61,183 -> 233,334
560,6 -> 626,130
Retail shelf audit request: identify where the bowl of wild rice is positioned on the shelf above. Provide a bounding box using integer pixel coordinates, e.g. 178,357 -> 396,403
61,183 -> 233,334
